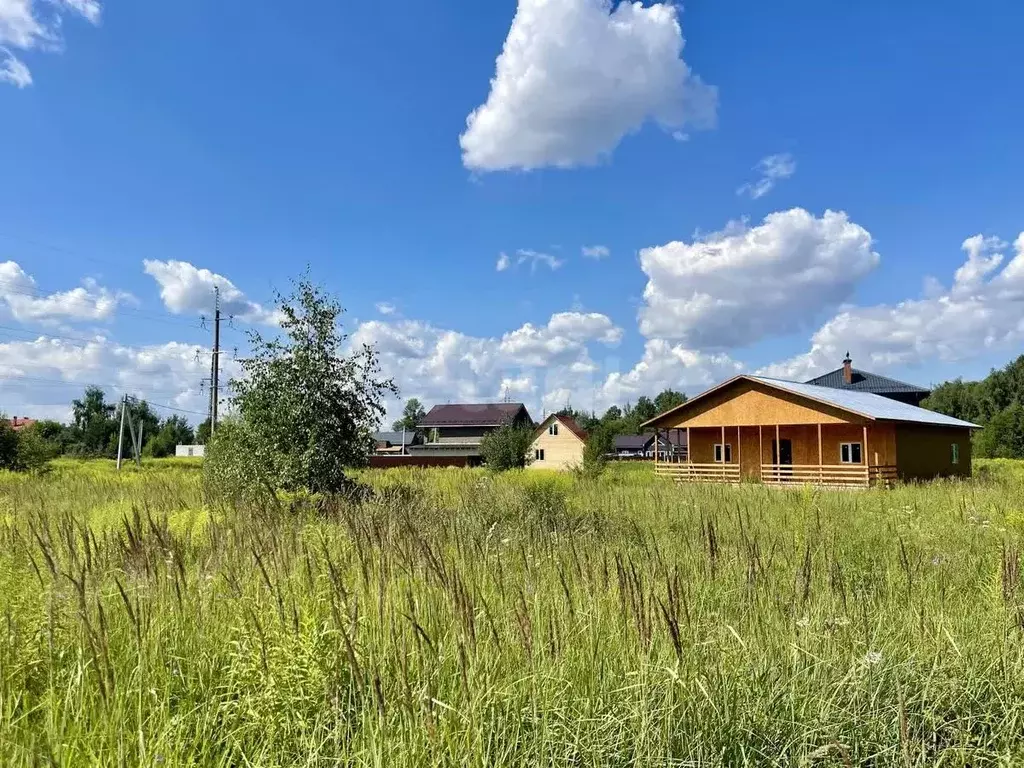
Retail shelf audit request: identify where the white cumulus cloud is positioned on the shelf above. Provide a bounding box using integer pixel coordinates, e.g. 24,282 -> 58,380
737,153 -> 796,199
0,335 -> 238,423
761,231 -> 1024,381
0,0 -> 100,87
460,0 -> 716,171
143,260 -> 281,325
638,208 -> 880,349
0,261 -> 129,322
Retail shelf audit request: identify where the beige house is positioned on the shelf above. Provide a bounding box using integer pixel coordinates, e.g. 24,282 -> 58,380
529,414 -> 588,471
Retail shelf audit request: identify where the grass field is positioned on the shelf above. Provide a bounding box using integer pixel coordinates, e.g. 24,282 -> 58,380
3,459 -> 1024,766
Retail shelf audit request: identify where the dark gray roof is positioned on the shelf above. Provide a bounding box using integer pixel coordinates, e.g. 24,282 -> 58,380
750,376 -> 979,428
805,367 -> 930,396
615,432 -> 687,451
615,435 -> 648,451
418,403 -> 531,428
374,431 -> 417,446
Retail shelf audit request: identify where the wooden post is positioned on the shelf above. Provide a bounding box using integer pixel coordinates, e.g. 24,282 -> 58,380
654,428 -> 660,465
775,424 -> 781,483
737,425 -> 742,480
863,424 -> 869,487
758,425 -> 763,481
817,423 -> 823,485
686,426 -> 691,478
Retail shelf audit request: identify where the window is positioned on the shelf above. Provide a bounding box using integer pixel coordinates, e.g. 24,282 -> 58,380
840,443 -> 863,464
713,444 -> 732,463
534,448 -> 545,461
549,423 -> 559,436
952,443 -> 960,465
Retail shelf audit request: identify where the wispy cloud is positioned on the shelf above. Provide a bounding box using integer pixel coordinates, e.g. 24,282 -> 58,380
582,245 -> 610,259
375,301 -> 397,316
0,0 -> 101,87
497,249 -> 564,273
737,153 -> 796,199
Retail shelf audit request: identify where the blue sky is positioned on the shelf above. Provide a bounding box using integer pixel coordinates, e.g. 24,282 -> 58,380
1,0 -> 1023,423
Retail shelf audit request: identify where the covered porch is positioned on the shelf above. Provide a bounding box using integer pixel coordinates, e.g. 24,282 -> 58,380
653,423 -> 898,488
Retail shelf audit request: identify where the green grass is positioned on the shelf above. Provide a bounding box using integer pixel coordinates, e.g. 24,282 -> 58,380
2,460 -> 1024,766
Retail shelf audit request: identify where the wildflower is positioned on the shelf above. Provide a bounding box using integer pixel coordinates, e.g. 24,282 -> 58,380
863,650 -> 882,666
796,617 -> 810,628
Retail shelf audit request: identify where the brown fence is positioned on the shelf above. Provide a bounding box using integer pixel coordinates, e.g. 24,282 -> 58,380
368,455 -> 473,469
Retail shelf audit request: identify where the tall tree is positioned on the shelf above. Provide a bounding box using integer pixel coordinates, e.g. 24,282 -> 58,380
654,389 -> 687,415
392,398 -> 426,432
147,416 -> 196,458
206,276 -> 396,498
70,386 -> 117,455
196,418 -> 212,445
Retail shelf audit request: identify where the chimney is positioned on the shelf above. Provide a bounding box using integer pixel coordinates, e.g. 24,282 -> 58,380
842,352 -> 853,384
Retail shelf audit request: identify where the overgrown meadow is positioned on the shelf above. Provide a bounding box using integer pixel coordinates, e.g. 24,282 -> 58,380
2,459 -> 1024,766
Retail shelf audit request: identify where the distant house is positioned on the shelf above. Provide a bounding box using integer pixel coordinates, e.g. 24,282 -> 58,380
175,445 -> 205,458
643,374 -> 977,487
613,432 -> 687,459
805,354 -> 931,407
10,417 -> 36,431
529,414 -> 588,471
409,402 -> 533,466
373,430 -> 422,455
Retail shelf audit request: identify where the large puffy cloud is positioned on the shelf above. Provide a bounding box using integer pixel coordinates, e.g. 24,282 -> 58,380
639,208 -> 880,348
352,311 -> 629,418
460,0 -> 716,171
0,335 -> 240,422
0,0 -> 100,88
597,339 -> 742,407
762,232 -> 1024,380
143,260 -> 281,325
0,261 -> 129,322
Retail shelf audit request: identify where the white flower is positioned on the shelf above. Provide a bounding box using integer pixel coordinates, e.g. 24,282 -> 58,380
863,651 -> 883,666
796,617 -> 810,628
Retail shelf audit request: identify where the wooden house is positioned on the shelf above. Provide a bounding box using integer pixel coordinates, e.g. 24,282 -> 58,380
529,414 -> 588,470
642,375 -> 978,487
805,353 -> 931,407
613,432 -> 687,459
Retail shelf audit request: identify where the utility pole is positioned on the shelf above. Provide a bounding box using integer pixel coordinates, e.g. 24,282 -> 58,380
116,393 -> 127,470
211,286 -> 221,434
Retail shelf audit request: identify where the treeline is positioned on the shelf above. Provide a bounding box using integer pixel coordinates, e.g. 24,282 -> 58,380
557,389 -> 687,436
2,385 -> 209,472
924,355 -> 1024,458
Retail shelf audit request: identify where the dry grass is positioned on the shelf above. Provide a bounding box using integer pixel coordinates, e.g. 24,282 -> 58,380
2,459 -> 1024,766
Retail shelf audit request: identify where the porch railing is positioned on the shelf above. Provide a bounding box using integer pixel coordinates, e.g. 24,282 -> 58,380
654,462 -> 741,482
654,461 -> 899,488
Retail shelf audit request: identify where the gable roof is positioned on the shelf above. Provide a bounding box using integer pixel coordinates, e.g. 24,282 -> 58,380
535,413 -> 588,442
642,375 -> 980,429
418,403 -> 531,428
805,367 -> 930,396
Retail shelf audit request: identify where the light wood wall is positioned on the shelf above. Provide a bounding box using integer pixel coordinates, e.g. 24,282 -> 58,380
529,419 -> 585,471
655,380 -> 865,429
684,422 -> 897,478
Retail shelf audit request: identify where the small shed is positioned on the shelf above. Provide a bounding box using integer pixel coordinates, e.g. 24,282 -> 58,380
175,445 -> 205,458
642,375 -> 978,487
529,414 -> 588,471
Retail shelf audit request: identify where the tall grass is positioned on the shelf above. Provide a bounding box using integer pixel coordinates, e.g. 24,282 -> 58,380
2,459 -> 1024,765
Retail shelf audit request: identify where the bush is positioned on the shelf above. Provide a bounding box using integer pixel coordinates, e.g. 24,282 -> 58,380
16,426 -> 59,473
578,425 -> 614,478
480,425 -> 535,471
0,419 -> 19,470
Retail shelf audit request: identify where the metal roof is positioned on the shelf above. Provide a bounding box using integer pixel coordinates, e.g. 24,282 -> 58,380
535,413 -> 588,441
804,367 -> 930,395
374,431 -> 418,446
418,403 -> 531,428
749,376 -> 980,428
